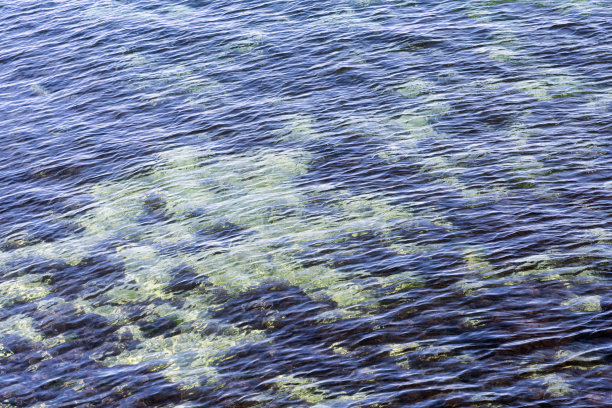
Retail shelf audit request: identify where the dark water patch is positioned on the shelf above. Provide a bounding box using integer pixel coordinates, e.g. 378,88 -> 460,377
196,220 -> 252,242
213,282 -> 334,330
165,265 -> 212,295
37,256 -> 125,301
304,147 -> 412,194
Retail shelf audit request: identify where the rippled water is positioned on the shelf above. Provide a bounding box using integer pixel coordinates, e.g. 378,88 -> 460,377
1,0 -> 611,406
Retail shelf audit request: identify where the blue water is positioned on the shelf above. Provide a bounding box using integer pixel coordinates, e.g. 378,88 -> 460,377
0,1 -> 611,406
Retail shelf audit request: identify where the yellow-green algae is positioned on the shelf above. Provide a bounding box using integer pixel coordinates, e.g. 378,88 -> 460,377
0,275 -> 50,308
503,254 -> 568,285
456,279 -> 486,296
396,77 -> 433,98
0,143 -> 436,390
117,46 -> 224,108
464,247 -> 494,275
166,5 -> 195,18
456,246 -> 495,296
465,6 -> 586,103
265,374 -> 368,406
453,242 -> 603,296
29,83 -> 50,97
136,147 -> 418,307
420,155 -> 507,201
586,228 -> 612,245
275,114 -> 322,143
381,83 -> 509,201
1,121 -> 533,395
312,9 -> 359,29
542,374 -> 572,397
0,343 -> 14,358
387,341 -> 422,357
267,374 -> 327,404
561,295 -> 601,313
103,323 -> 266,388
469,392 -> 503,408
554,347 -> 606,371
2,231 -> 30,249
515,80 -> 550,101
488,32 -> 523,63
0,314 -> 44,343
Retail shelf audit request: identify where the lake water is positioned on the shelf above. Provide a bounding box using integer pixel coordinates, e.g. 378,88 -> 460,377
0,0 -> 610,406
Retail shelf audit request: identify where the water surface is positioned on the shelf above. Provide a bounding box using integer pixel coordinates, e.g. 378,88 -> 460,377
0,0 -> 611,406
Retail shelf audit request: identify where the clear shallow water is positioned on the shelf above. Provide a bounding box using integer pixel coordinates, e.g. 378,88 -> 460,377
0,0 -> 611,406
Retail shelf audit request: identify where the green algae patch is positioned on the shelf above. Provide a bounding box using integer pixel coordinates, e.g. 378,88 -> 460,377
104,324 -> 266,387
504,254 -> 566,285
515,72 -> 581,101
331,192 -> 414,235
0,276 -> 50,308
487,45 -> 520,63
115,245 -> 175,299
388,342 -> 421,357
1,231 -> 30,250
152,146 -> 310,225
476,30 -> 525,65
456,279 -> 485,296
561,295 -> 601,313
50,142 -> 426,325
397,78 -> 433,98
516,80 -> 550,100
76,145 -> 311,244
8,236 -> 93,268
0,343 -> 14,359
329,281 -> 378,310
460,316 -> 485,329
79,180 -> 150,238
330,342 -> 350,356
378,271 -> 423,295
29,83 -> 50,96
469,392 -> 503,408
542,374 -> 572,397
268,375 -> 327,404
267,374 -> 368,406
554,347 -> 606,371
0,314 -> 44,343
275,114 -> 322,143
0,136 -> 443,397
463,247 -> 494,275
394,112 -> 436,139
166,5 -> 195,18
418,345 -> 454,362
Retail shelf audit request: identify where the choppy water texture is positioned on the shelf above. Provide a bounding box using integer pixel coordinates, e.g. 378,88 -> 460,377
1,0 -> 611,407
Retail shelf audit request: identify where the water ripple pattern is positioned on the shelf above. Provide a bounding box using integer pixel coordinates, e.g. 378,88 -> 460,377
0,0 -> 610,407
